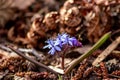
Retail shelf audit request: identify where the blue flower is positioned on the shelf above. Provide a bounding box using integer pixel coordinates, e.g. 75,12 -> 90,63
43,33 -> 82,55
56,33 -> 82,46
43,39 -> 54,49
48,46 -> 61,55
59,33 -> 73,46
43,39 -> 61,55
60,33 -> 69,40
70,37 -> 82,47
60,33 -> 71,45
54,33 -> 71,47
54,34 -> 63,47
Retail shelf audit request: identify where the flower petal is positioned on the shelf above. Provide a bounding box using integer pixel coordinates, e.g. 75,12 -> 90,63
48,48 -> 56,55
68,41 -> 73,46
43,44 -> 52,49
55,46 -> 61,51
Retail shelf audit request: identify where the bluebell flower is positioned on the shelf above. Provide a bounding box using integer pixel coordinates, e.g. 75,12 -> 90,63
43,39 -> 61,55
54,33 -> 71,47
60,33 -> 74,46
60,33 -> 69,40
56,33 -> 82,46
70,37 -> 82,47
54,34 -> 63,47
60,33 -> 71,45
43,33 -> 82,55
48,46 -> 61,55
43,39 -> 54,49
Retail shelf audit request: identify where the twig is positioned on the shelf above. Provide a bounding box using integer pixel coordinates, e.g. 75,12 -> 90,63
0,44 -> 11,52
18,48 -> 33,53
18,48 -> 44,60
8,46 -> 61,75
112,50 -> 120,54
64,32 -> 111,74
0,45 -> 44,60
92,36 -> 120,66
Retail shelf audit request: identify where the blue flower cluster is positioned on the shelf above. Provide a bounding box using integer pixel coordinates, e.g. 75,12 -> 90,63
43,33 -> 82,55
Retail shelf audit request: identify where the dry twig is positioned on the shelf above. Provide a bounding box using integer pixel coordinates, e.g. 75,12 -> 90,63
93,36 -> 120,66
8,46 -> 61,75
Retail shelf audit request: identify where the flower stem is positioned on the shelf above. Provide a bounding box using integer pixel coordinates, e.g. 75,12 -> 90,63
61,53 -> 64,69
61,45 -> 69,69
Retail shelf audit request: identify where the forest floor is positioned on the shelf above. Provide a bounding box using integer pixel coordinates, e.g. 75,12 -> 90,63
0,0 -> 120,80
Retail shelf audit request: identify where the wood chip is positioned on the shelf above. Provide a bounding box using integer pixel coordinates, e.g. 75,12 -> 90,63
92,37 -> 120,66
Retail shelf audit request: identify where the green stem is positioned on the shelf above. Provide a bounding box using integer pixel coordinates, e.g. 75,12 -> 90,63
65,32 -> 111,74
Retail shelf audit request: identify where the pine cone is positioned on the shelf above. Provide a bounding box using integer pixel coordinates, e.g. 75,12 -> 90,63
44,11 -> 59,30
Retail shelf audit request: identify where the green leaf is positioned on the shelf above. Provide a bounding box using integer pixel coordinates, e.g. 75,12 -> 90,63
65,32 -> 111,74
